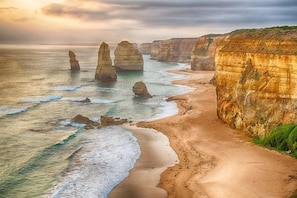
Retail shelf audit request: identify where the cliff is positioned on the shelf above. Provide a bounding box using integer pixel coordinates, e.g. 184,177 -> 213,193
114,41 -> 144,71
151,38 -> 197,63
95,42 -> 117,82
191,34 -> 225,71
138,43 -> 151,54
215,27 -> 297,138
69,50 -> 80,71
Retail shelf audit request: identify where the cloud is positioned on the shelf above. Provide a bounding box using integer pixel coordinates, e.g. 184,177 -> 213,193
2,0 -> 296,44
41,0 -> 297,29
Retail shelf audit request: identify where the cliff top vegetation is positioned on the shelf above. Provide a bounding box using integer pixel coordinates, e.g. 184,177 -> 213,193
228,26 -> 297,40
220,26 -> 297,54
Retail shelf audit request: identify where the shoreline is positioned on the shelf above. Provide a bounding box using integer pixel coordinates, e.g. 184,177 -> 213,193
108,124 -> 179,198
110,69 -> 297,197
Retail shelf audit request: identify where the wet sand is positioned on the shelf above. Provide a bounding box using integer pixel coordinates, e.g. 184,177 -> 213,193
109,124 -> 179,198
110,69 -> 297,198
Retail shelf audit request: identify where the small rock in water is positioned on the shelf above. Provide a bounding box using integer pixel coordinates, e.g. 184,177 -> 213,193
132,81 -> 152,98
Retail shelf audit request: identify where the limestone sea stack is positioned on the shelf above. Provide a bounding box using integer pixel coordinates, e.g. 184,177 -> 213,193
114,41 -> 144,71
95,42 -> 117,82
69,50 -> 80,71
132,81 -> 152,98
215,27 -> 297,138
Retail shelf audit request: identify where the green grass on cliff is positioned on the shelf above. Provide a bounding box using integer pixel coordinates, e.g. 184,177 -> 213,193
253,123 -> 297,158
265,25 -> 297,30
229,25 -> 297,39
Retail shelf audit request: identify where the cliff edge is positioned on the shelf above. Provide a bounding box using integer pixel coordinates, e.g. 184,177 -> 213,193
191,34 -> 225,71
216,27 -> 297,137
151,38 -> 197,63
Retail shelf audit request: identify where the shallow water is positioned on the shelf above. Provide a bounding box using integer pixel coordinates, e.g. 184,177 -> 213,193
0,44 -> 191,198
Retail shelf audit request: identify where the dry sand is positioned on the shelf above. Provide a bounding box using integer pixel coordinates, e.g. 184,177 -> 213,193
110,70 -> 297,198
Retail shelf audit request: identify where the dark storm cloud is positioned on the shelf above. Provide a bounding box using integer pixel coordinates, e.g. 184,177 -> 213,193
41,0 -> 297,27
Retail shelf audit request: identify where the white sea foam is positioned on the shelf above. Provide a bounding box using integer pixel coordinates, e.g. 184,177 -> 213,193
52,85 -> 81,91
149,98 -> 179,121
60,97 -> 122,104
46,126 -> 140,198
58,119 -> 86,128
177,62 -> 190,69
0,105 -> 29,116
22,95 -> 62,103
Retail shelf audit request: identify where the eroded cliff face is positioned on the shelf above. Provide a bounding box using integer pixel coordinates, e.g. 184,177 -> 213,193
151,38 -> 197,63
191,34 -> 225,71
138,43 -> 151,54
114,41 -> 144,71
216,28 -> 297,138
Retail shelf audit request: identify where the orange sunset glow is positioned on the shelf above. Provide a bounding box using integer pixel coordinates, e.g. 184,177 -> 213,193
0,0 -> 296,44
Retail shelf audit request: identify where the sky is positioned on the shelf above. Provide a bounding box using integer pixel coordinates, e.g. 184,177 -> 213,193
0,0 -> 296,44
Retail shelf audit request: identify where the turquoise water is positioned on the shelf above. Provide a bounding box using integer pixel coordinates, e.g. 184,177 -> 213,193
0,44 -> 190,198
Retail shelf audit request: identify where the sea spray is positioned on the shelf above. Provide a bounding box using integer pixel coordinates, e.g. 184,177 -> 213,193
46,126 -> 141,198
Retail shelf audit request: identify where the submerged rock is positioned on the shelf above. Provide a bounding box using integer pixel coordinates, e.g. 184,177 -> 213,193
114,41 -> 144,71
95,42 -> 117,82
80,97 -> 91,103
132,81 -> 152,98
69,50 -> 80,71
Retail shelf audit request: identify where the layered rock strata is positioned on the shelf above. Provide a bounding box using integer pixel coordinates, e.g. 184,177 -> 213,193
133,81 -> 152,98
114,41 -> 144,71
69,50 -> 80,71
216,27 -> 297,138
138,43 -> 151,54
151,38 -> 197,63
95,42 -> 117,82
191,34 -> 225,71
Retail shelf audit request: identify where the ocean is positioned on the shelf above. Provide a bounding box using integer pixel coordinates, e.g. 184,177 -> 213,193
0,44 -> 191,198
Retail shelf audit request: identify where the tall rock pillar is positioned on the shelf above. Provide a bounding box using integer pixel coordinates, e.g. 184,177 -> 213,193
95,42 -> 117,82
69,50 -> 80,71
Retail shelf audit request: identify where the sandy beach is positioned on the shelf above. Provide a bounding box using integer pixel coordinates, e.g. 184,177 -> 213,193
110,70 -> 297,198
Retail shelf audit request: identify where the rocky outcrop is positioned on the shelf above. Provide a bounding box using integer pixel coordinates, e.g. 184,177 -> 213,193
71,114 -> 101,129
95,42 -> 117,82
138,43 -> 151,54
69,50 -> 80,71
114,41 -> 144,71
151,38 -> 197,63
216,27 -> 297,138
100,116 -> 128,126
133,81 -> 152,98
191,34 -> 225,71
70,114 -> 129,129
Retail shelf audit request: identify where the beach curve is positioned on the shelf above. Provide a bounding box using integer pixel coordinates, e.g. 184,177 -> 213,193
110,69 -> 297,198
